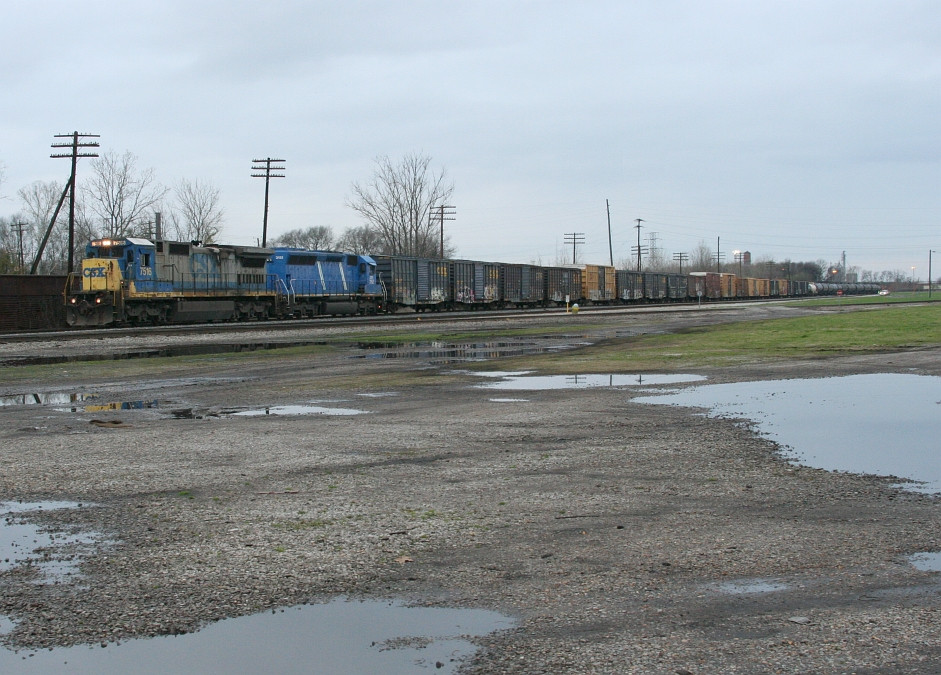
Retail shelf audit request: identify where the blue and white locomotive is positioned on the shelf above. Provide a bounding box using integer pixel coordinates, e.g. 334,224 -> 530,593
65,237 -> 382,327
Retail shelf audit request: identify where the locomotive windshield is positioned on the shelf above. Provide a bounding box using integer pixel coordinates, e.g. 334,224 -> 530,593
88,239 -> 126,258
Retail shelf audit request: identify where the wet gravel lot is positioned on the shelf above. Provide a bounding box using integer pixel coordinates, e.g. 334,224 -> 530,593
1,305 -> 940,673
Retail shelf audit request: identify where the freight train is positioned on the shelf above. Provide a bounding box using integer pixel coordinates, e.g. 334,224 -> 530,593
65,237 -> 382,327
64,237 -> 881,327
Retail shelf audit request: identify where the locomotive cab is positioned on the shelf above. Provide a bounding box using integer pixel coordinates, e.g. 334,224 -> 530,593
66,237 -> 157,326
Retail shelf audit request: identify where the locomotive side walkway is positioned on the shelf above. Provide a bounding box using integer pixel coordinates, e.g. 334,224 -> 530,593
0,304 -> 939,673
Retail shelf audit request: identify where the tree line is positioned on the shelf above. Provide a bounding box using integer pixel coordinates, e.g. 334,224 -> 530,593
0,150 -> 452,274
0,149 -> 922,283
0,150 -> 223,274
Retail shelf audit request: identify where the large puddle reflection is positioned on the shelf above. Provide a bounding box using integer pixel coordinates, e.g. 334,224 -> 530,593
0,600 -> 513,674
474,372 -> 706,390
635,373 -> 941,492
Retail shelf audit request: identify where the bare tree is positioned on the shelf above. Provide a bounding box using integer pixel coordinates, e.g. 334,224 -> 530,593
347,153 -> 455,257
690,240 -> 714,272
0,215 -> 26,272
16,181 -> 66,272
169,178 -> 224,243
269,226 -> 334,250
83,150 -> 168,238
335,225 -> 385,255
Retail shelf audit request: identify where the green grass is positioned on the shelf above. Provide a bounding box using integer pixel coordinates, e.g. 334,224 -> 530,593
490,303 -> 941,372
793,291 -> 941,307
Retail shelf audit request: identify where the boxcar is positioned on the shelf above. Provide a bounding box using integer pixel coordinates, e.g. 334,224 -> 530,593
643,273 -> 668,301
374,255 -> 450,311
502,264 -> 546,306
692,272 -> 737,299
687,273 -> 706,300
616,270 -> 644,301
582,264 -> 616,303
666,274 -> 688,301
545,266 -> 582,304
450,259 -> 501,308
736,277 -> 760,298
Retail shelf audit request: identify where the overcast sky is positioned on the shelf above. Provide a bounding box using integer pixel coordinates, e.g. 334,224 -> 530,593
1,0 -> 938,276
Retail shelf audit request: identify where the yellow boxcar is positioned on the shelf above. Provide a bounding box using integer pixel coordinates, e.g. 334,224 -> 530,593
582,264 -> 616,302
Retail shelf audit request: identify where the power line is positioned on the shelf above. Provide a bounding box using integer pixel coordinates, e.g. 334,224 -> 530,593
11,222 -> 28,272
563,232 -> 585,264
713,236 -> 725,273
251,158 -> 285,247
631,219 -> 648,272
38,131 -> 99,274
431,204 -> 455,258
673,251 -> 689,275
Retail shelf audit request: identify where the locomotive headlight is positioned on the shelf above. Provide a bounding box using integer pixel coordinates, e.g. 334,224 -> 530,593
95,297 -> 102,304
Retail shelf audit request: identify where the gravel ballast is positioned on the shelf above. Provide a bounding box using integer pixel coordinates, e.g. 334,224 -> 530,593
1,307 -> 939,673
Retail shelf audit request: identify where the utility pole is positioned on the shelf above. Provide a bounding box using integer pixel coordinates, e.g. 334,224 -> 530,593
39,132 -> 99,274
563,232 -> 585,264
673,252 -> 689,275
714,236 -> 725,273
251,158 -> 285,247
733,250 -> 744,276
431,204 -> 455,258
929,250 -> 935,299
606,199 -> 613,266
11,222 -> 28,273
632,219 -> 648,272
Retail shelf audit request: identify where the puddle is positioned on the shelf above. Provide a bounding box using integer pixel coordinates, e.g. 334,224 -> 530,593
353,340 -> 579,364
3,342 -> 332,367
909,552 -> 941,572
715,578 -> 789,595
635,373 -> 941,492
489,398 -> 529,403
0,394 -> 164,413
0,617 -> 15,636
357,392 -> 399,398
232,405 -> 367,417
56,400 -> 161,413
0,394 -> 81,407
0,502 -> 105,584
0,599 -> 514,674
475,372 -> 707,390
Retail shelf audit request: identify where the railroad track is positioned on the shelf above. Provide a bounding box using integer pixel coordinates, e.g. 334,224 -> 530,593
2,301 -> 764,344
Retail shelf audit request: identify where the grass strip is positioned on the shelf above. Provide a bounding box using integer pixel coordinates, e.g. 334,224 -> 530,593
488,304 -> 941,373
